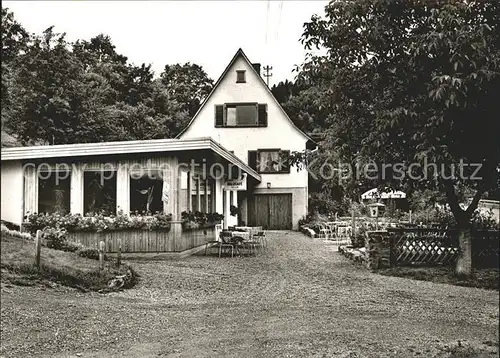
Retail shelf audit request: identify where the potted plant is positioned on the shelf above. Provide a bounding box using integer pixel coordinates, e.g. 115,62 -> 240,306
230,205 -> 240,217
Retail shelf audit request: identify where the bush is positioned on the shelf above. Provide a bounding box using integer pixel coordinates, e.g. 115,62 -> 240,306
349,201 -> 369,217
410,206 -> 499,230
77,247 -> 107,261
61,241 -> 85,253
350,226 -> 367,248
181,211 -> 224,230
1,224 -> 32,240
42,227 -> 68,250
41,228 -> 85,253
309,192 -> 349,217
298,212 -> 331,235
24,211 -> 173,234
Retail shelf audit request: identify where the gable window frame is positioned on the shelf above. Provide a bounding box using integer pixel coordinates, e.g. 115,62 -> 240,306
236,70 -> 246,83
252,148 -> 291,174
214,102 -> 267,128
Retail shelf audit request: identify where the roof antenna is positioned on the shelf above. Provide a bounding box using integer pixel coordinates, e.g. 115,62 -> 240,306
262,65 -> 273,87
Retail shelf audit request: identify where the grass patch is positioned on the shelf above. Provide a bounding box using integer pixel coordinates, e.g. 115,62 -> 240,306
378,265 -> 499,291
1,233 -> 138,292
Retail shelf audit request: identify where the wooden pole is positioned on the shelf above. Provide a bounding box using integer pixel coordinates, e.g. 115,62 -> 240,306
187,171 -> 192,212
204,178 -> 209,213
409,210 -> 412,224
34,230 -> 41,268
196,176 -> 201,212
99,240 -> 105,271
117,239 -> 122,268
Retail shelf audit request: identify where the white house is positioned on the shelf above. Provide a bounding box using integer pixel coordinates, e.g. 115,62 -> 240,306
0,49 -> 315,239
178,48 -> 316,230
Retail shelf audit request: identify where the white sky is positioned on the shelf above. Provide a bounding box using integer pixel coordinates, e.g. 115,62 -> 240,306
4,1 -> 329,86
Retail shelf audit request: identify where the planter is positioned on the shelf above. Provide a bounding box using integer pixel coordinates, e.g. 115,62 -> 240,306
182,221 -> 218,232
66,229 -> 175,253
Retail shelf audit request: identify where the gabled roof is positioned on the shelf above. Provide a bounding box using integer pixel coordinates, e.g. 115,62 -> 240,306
0,137 -> 261,181
176,48 -> 317,149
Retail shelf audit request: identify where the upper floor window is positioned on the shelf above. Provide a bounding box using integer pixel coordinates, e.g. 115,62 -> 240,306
248,149 -> 290,174
215,103 -> 267,127
236,70 -> 246,83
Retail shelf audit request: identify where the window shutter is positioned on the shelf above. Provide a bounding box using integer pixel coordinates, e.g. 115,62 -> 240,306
215,105 -> 224,127
258,104 -> 267,127
248,151 -> 257,170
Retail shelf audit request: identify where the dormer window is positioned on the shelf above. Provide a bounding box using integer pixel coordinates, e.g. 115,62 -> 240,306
236,70 -> 246,83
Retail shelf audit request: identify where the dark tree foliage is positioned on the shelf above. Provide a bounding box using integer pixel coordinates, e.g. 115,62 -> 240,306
296,0 -> 500,275
1,9 -> 214,145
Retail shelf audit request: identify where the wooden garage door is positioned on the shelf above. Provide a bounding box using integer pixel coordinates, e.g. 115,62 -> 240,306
248,194 -> 292,230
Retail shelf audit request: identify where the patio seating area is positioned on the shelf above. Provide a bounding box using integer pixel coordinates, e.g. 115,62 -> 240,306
315,221 -> 353,245
204,224 -> 267,257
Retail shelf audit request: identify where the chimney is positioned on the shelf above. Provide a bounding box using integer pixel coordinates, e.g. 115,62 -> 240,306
252,63 -> 261,76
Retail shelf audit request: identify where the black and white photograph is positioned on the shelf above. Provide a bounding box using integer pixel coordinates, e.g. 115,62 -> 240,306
0,0 -> 499,357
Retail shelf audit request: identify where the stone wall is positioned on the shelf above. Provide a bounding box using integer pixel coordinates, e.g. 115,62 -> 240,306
364,231 -> 391,270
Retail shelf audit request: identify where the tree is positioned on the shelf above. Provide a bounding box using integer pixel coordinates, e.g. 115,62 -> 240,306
160,63 -> 213,117
6,27 -> 86,144
300,0 -> 500,275
1,8 -> 29,137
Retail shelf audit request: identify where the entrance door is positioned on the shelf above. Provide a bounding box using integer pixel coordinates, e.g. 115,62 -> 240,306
248,193 -> 292,230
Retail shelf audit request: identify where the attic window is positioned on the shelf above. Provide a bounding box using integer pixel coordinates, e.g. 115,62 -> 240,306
215,103 -> 267,127
236,70 -> 246,83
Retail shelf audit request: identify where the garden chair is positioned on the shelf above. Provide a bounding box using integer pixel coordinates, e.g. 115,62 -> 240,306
319,223 -> 333,240
326,222 -> 337,238
218,231 -> 237,258
337,223 -> 350,238
253,231 -> 267,251
242,231 -> 266,254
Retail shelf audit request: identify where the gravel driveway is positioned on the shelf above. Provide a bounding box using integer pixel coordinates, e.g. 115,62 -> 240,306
1,231 -> 498,357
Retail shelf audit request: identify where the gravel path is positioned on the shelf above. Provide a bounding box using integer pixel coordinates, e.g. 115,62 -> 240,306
1,231 -> 498,357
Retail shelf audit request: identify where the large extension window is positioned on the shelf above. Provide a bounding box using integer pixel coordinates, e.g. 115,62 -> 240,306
190,178 -> 213,212
248,149 -> 290,174
130,169 -> 164,214
215,103 -> 267,127
38,171 -> 71,214
84,171 -> 117,215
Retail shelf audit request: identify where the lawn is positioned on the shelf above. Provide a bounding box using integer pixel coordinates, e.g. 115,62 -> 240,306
1,233 -> 137,292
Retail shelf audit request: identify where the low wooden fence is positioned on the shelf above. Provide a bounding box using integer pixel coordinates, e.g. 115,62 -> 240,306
67,226 -> 216,253
365,229 -> 499,269
388,228 -> 460,266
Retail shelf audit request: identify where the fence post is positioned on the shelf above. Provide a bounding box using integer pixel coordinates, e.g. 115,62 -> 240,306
99,240 -> 105,271
34,230 -> 41,269
117,239 -> 122,268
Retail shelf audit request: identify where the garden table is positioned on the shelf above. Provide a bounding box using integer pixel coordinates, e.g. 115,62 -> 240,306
230,229 -> 266,255
234,226 -> 263,238
229,230 -> 250,241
